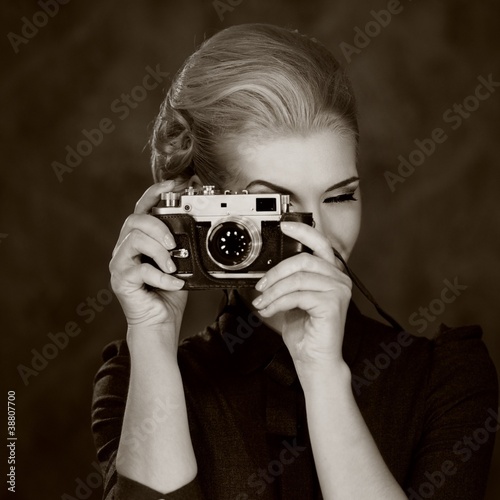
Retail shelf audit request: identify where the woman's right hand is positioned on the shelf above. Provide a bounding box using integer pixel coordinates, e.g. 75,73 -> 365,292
109,180 -> 188,346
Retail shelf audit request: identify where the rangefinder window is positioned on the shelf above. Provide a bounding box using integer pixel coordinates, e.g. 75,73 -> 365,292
256,198 -> 277,212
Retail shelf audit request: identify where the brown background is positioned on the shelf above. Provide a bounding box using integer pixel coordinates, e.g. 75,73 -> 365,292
2,0 -> 499,498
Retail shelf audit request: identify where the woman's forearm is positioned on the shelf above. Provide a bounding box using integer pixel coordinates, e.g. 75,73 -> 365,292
300,362 -> 406,500
116,326 -> 197,493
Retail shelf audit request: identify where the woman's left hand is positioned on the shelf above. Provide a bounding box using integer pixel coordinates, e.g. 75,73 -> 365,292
252,221 -> 352,373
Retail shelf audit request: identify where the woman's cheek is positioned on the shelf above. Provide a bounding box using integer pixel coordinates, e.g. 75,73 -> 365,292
324,204 -> 361,260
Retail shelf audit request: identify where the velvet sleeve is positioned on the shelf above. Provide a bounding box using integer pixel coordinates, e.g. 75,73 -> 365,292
91,340 -> 204,500
404,326 -> 499,500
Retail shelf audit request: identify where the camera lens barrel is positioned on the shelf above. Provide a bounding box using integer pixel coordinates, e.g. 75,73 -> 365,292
206,217 -> 262,271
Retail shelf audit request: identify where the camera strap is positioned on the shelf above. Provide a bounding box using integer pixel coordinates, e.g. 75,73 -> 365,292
221,249 -> 404,333
332,248 -> 404,332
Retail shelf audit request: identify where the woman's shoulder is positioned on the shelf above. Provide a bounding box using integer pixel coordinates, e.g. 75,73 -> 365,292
351,303 -> 492,360
351,307 -> 498,398
424,323 -> 498,404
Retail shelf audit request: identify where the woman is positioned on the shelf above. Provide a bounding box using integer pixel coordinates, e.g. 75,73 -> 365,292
92,24 -> 498,499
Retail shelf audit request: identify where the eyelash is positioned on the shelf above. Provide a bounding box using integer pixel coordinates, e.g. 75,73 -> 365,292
324,192 -> 357,204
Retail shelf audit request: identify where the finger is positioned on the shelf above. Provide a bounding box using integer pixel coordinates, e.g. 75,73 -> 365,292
257,291 -> 328,318
134,180 -> 178,215
280,221 -> 337,266
125,263 -> 184,291
256,253 -> 337,292
115,213 -> 177,253
253,272 -> 349,311
110,229 -> 176,275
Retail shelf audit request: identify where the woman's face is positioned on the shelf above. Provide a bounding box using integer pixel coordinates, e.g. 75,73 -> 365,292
220,129 -> 361,260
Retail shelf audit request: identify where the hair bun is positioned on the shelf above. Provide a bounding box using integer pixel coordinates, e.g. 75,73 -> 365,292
151,101 -> 196,183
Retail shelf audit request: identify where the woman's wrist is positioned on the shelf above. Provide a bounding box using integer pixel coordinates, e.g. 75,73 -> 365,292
126,323 -> 180,360
296,358 -> 352,396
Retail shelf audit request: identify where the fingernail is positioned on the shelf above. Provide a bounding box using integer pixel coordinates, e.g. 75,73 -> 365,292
256,277 -> 267,291
167,260 -> 176,273
252,296 -> 263,308
164,234 -> 176,249
281,222 -> 294,231
171,277 -> 184,288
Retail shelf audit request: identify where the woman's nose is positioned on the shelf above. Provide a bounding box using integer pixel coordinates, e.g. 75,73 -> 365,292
311,213 -> 324,236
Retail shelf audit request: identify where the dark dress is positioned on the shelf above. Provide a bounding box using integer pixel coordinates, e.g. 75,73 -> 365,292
92,291 -> 498,499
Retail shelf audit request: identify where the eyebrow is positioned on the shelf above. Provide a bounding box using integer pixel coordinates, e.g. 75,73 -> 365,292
245,176 -> 360,194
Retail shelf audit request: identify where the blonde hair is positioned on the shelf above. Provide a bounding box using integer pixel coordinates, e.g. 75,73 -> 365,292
151,23 -> 358,185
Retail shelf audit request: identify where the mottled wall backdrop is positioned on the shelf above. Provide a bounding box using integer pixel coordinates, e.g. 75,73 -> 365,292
2,0 -> 499,498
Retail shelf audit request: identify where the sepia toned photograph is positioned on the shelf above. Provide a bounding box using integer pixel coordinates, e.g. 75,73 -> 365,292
3,0 -> 499,498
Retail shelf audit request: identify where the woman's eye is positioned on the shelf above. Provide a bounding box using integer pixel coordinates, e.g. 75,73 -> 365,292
324,192 -> 357,204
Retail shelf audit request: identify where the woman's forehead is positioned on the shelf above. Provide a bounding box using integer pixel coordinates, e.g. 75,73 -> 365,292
224,130 -> 358,190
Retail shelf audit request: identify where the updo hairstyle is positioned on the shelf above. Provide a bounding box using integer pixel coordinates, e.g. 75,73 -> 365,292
150,23 -> 358,186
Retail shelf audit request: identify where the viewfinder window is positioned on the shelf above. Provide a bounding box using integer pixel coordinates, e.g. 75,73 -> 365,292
256,198 -> 277,212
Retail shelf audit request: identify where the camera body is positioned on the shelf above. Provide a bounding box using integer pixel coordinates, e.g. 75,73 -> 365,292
150,186 -> 313,289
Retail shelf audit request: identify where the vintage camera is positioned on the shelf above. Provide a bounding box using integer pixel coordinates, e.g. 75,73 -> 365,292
149,185 -> 313,289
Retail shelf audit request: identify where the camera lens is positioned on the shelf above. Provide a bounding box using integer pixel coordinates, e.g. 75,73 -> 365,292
207,217 -> 262,270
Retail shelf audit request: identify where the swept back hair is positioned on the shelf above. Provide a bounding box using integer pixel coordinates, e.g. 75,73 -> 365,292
150,23 -> 358,186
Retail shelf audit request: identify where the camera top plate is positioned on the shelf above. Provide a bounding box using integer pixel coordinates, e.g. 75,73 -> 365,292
152,185 -> 291,219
